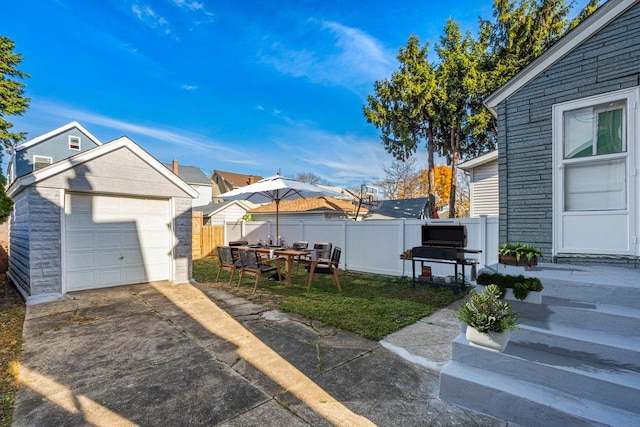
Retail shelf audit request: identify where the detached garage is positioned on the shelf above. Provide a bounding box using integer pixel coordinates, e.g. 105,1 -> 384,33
6,134 -> 198,304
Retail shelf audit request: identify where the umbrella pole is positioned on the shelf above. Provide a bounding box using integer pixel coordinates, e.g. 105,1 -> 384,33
276,199 -> 280,245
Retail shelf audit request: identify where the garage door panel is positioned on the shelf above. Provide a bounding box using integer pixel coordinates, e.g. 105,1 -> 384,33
65,193 -> 171,292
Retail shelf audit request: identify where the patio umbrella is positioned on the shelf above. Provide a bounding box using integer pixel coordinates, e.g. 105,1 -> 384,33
217,173 -> 344,243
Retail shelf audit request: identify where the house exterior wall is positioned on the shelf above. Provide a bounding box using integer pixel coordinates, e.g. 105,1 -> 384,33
497,3 -> 640,261
208,204 -> 249,225
469,160 -> 499,217
191,184 -> 213,207
8,187 -> 62,297
15,128 -> 100,179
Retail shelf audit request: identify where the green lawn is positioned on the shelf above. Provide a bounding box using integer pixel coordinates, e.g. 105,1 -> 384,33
193,257 -> 464,340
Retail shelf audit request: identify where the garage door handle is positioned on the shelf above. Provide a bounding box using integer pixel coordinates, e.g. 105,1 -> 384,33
119,256 -> 124,260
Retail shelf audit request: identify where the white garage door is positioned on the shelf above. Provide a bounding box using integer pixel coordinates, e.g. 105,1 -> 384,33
65,193 -> 172,291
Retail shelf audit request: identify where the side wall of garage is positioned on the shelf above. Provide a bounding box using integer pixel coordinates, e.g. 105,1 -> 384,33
8,186 -> 63,298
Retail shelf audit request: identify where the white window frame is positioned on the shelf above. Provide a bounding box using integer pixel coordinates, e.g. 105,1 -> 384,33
552,87 -> 639,256
69,135 -> 81,150
33,155 -> 53,171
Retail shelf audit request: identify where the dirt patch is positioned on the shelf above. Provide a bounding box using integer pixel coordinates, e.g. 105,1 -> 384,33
0,221 -> 25,427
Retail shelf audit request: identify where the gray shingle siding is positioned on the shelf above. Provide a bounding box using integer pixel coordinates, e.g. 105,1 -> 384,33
173,197 -> 193,283
498,2 -> 640,260
8,187 -> 62,296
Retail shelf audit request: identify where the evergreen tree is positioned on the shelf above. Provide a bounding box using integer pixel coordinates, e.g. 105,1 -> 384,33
0,35 -> 30,222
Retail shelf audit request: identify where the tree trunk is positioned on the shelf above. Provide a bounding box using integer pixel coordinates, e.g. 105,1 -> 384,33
448,121 -> 461,218
427,124 -> 436,218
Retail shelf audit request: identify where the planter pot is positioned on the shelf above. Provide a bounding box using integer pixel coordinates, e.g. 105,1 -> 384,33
474,285 -> 542,304
465,326 -> 510,353
499,254 -> 538,269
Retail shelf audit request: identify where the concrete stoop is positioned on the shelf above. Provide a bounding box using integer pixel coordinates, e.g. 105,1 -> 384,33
440,273 -> 640,427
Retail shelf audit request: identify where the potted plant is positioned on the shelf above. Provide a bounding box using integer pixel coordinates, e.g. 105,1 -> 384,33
498,242 -> 541,269
457,284 -> 519,352
475,272 -> 544,303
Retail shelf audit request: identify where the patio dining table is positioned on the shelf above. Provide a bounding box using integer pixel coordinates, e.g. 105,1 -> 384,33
239,246 -> 310,287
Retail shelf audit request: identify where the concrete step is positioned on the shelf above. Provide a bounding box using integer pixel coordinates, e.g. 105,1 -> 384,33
450,334 -> 640,412
512,297 -> 640,335
513,321 -> 640,367
440,361 -> 640,427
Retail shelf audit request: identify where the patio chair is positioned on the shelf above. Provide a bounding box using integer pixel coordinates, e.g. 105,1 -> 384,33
291,241 -> 308,272
238,249 -> 282,294
216,246 -> 243,285
297,242 -> 332,273
305,246 -> 342,292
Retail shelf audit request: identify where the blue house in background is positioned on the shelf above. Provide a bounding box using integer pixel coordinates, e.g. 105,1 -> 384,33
7,121 -> 102,183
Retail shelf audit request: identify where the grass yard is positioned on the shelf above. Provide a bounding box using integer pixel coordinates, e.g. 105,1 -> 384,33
0,277 -> 24,427
193,257 -> 464,341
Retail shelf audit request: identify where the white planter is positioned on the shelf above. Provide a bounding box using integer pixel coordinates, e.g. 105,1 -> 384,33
474,285 -> 542,304
465,326 -> 510,353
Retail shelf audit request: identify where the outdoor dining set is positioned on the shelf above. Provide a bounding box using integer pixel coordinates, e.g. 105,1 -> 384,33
215,241 -> 342,294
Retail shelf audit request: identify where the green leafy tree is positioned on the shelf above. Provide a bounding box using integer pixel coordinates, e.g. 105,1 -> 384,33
434,19 -> 492,217
363,35 -> 439,212
0,35 -> 30,221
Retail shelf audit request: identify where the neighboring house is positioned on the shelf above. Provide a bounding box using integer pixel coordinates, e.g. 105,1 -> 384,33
250,196 -> 365,222
6,122 -> 198,304
6,121 -> 102,182
163,161 -> 213,207
458,150 -> 499,217
484,0 -> 640,264
365,197 -> 430,220
193,200 -> 256,225
316,184 -> 357,201
210,170 -> 263,201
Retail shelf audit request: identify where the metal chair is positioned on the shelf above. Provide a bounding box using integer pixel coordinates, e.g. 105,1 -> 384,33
306,246 -> 342,292
291,241 -> 308,272
238,249 -> 281,294
215,246 -> 243,284
297,242 -> 332,273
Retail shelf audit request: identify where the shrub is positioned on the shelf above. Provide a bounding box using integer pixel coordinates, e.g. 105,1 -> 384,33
457,284 -> 519,333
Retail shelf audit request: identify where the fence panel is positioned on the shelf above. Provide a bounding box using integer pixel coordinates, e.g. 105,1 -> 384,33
222,217 -> 499,279
201,225 -> 224,258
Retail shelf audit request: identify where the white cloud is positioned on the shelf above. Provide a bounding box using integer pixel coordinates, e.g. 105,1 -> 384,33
131,3 -> 173,36
181,84 -> 198,91
259,20 -> 395,96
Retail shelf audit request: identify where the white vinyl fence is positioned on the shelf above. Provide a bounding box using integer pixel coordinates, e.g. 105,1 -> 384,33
224,216 -> 499,280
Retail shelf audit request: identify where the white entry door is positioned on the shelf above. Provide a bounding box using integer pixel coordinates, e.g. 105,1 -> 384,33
64,193 -> 172,292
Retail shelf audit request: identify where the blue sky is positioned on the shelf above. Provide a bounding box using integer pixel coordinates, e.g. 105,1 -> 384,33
2,0 -> 589,187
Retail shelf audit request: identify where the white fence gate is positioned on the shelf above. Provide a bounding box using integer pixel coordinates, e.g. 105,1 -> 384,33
224,217 -> 499,280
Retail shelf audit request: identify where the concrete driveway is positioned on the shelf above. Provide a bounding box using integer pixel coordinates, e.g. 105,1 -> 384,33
14,281 -> 506,426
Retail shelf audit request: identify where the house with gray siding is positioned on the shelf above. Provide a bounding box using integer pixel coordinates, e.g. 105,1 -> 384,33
6,122 -> 198,304
458,150 -> 499,217
7,121 -> 102,183
484,0 -> 640,266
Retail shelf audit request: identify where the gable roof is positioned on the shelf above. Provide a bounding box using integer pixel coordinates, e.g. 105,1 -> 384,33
250,196 -> 364,214
367,197 -> 429,219
7,136 -> 199,199
15,121 -> 103,150
193,200 -> 256,216
211,170 -> 264,189
162,163 -> 211,185
458,150 -> 498,171
485,0 -> 638,115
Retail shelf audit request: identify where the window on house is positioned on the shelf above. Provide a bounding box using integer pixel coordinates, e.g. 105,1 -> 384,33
559,98 -> 628,211
33,155 -> 53,171
69,135 -> 81,150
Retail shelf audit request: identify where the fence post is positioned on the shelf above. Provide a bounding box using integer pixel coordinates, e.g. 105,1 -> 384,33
479,215 -> 488,268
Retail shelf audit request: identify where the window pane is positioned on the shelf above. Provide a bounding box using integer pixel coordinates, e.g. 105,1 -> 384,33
564,159 -> 626,211
564,107 -> 593,158
596,108 -> 623,154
